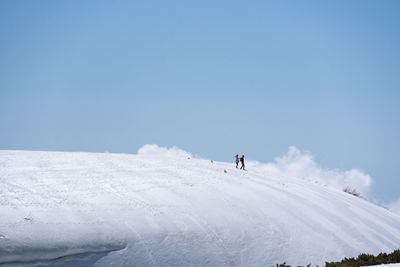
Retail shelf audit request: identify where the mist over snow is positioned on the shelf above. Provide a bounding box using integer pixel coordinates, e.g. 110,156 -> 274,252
138,144 -> 192,159
145,144 -> 373,197
247,146 -> 373,197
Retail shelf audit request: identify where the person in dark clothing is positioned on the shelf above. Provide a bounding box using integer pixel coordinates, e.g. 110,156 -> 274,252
240,155 -> 245,170
235,154 -> 239,168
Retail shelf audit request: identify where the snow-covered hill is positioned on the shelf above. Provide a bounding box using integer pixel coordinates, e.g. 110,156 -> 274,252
0,147 -> 399,266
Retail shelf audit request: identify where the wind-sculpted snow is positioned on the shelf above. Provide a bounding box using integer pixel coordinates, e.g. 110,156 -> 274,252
0,149 -> 399,266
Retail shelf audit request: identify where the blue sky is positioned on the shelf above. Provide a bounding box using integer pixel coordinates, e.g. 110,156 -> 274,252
1,1 -> 399,204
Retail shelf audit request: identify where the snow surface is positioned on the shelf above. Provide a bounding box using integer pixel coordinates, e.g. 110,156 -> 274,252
0,148 -> 400,266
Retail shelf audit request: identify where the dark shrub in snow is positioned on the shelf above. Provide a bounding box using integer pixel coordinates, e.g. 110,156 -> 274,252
325,249 -> 400,266
343,187 -> 362,198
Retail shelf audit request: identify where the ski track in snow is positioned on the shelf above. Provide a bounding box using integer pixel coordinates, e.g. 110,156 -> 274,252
0,150 -> 400,266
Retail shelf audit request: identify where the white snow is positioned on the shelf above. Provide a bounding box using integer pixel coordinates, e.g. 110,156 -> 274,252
0,147 -> 399,266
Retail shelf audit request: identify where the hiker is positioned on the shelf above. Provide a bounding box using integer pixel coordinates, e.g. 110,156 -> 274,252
240,155 -> 245,170
235,154 -> 239,168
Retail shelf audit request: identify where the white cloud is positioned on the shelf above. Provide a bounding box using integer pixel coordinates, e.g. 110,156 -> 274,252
137,144 -> 192,159
387,198 -> 400,215
248,146 -> 373,197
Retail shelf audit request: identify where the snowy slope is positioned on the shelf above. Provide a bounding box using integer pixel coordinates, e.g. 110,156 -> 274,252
0,148 -> 399,266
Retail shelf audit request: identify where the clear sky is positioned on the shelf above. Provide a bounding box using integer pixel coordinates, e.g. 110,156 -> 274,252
1,1 -> 399,204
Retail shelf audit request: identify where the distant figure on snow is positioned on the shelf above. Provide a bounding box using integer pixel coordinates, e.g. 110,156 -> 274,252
240,155 -> 245,170
235,154 -> 239,168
